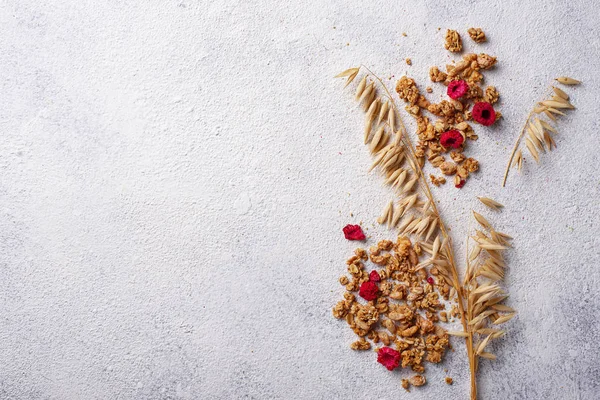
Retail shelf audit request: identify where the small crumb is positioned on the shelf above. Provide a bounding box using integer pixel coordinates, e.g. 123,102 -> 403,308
445,377 -> 453,385
444,29 -> 462,52
402,32 -> 407,37
426,86 -> 433,93
401,379 -> 410,391
405,58 -> 412,66
467,27 -> 486,43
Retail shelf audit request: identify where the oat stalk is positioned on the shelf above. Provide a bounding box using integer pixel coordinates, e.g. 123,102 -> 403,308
358,65 -> 468,327
463,208 -> 514,400
502,77 -> 580,187
338,66 -> 473,393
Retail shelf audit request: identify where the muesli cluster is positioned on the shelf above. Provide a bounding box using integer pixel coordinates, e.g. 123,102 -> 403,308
395,28 -> 500,188
333,236 -> 452,391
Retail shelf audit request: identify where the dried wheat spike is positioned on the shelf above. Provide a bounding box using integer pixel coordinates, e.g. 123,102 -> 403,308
464,207 -> 514,399
502,79 -> 580,187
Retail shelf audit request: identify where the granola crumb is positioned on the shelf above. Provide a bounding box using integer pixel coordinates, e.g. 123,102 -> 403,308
445,377 -> 454,385
430,174 -> 446,186
401,379 -> 410,391
426,86 -> 433,93
467,27 -> 486,43
402,32 -> 407,37
444,29 -> 462,52
406,58 -> 412,66
410,374 -> 427,387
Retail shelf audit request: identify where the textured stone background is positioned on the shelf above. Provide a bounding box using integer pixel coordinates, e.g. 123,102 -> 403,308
1,1 -> 599,399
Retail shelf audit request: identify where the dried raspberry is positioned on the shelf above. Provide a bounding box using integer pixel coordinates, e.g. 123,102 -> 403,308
427,277 -> 435,285
447,80 -> 469,99
359,281 -> 378,301
343,224 -> 365,240
377,347 -> 401,371
439,130 -> 464,149
369,270 -> 381,282
472,102 -> 496,126
455,179 -> 466,188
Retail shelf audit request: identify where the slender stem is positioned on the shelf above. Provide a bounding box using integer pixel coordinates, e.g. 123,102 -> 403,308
501,110 -> 532,187
465,234 -> 477,400
502,85 -> 554,187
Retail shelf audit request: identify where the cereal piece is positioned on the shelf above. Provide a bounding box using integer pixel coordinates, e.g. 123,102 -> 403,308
439,161 -> 457,176
444,29 -> 462,52
484,86 -> 499,104
450,151 -> 466,164
477,53 -> 497,70
401,379 -> 410,391
467,27 -> 486,43
429,66 -> 447,82
430,175 -> 446,186
339,276 -> 349,285
350,338 -> 371,350
426,86 -> 433,93
463,158 -> 479,173
406,58 -> 412,66
354,247 -> 368,260
439,311 -> 448,322
445,376 -> 454,385
410,374 -> 427,387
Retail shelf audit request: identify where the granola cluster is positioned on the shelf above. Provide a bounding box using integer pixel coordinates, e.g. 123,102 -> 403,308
467,27 -> 486,43
333,236 -> 452,390
444,29 -> 462,52
395,30 -> 500,188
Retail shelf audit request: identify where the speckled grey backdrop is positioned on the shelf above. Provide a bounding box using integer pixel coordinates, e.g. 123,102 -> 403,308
1,0 -> 599,399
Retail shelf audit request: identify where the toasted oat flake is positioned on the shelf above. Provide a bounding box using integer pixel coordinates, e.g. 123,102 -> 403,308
444,29 -> 462,52
467,27 -> 486,43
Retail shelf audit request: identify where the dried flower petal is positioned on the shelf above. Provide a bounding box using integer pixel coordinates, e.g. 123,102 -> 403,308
447,80 -> 469,100
440,130 -> 464,149
359,281 -> 379,301
343,224 -> 366,241
377,347 -> 401,371
369,270 -> 381,282
472,102 -> 496,126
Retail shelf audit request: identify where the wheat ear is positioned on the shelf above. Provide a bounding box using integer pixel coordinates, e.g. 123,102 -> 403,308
502,76 -> 580,187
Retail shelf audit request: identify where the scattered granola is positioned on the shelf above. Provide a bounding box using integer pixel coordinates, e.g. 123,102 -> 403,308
406,58 -> 412,66
429,175 -> 446,186
467,27 -> 486,43
444,29 -> 462,52
395,32 -> 500,188
445,376 -> 454,385
333,237 -> 452,385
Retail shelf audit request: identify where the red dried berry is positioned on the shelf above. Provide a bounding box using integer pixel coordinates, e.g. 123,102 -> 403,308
369,270 -> 381,282
447,80 -> 469,100
359,281 -> 378,301
427,277 -> 435,285
377,347 -> 401,371
472,102 -> 496,126
440,130 -> 464,149
455,179 -> 466,188
343,224 -> 365,241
